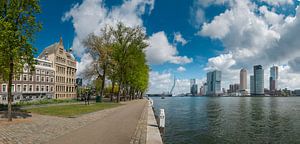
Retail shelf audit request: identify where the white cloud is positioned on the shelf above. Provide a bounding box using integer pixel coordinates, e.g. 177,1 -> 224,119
145,31 -> 193,65
197,0 -> 300,90
148,71 -> 205,94
76,53 -> 94,76
174,32 -> 188,45
64,0 -> 156,83
177,66 -> 186,72
63,0 -> 155,57
260,0 -> 294,6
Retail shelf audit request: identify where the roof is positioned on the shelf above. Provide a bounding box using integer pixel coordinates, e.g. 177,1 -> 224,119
38,43 -> 59,59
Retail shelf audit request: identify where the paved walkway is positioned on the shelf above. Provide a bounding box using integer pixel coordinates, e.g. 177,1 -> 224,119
0,100 -> 147,144
49,99 -> 147,144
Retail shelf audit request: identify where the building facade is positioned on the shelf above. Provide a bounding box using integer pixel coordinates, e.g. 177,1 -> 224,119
250,75 -> 254,95
0,59 -> 55,104
190,79 -> 198,95
206,70 -> 222,96
38,37 -> 77,99
253,65 -> 264,95
240,68 -> 247,91
228,84 -> 240,93
270,66 -> 278,91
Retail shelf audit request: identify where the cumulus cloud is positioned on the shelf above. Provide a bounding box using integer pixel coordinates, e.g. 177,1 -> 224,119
148,71 -> 205,94
174,32 -> 188,45
197,0 -> 300,89
177,66 -> 186,72
63,0 -> 155,57
260,0 -> 294,6
145,31 -> 193,65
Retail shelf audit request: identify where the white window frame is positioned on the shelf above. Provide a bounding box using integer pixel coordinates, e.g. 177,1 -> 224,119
23,74 -> 27,81
23,84 -> 27,92
17,84 -> 21,92
2,84 -> 7,92
36,75 -> 40,82
36,85 -> 39,92
41,85 -> 44,92
29,85 -> 33,92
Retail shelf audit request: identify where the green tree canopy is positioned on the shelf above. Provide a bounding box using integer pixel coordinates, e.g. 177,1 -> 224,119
0,0 -> 41,121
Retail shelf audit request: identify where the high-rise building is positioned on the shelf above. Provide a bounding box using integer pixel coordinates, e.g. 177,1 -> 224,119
190,79 -> 198,95
240,68 -> 247,91
270,66 -> 278,91
229,84 -> 240,93
206,70 -> 222,96
38,37 -> 77,99
253,65 -> 264,95
203,83 -> 208,95
250,75 -> 254,95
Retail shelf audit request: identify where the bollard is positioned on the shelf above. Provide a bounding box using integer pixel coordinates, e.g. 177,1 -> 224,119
149,98 -> 154,107
159,109 -> 165,128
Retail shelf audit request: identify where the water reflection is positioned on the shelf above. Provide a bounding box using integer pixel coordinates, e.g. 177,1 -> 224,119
152,97 -> 300,144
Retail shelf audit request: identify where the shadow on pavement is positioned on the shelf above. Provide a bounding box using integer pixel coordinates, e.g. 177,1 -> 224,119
0,104 -> 32,119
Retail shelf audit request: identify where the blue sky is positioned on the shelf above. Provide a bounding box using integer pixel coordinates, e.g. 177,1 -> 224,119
34,0 -> 300,94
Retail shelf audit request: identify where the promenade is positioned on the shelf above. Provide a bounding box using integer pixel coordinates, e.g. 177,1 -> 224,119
0,99 -> 148,144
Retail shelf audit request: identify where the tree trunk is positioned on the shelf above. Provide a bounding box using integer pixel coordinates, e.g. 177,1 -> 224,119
7,58 -> 13,121
117,83 -> 121,103
110,80 -> 115,102
100,65 -> 106,100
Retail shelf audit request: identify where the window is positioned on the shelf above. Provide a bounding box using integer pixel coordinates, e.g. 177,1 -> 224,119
46,71 -> 49,75
23,74 -> 27,81
29,85 -> 32,92
41,86 -> 44,92
50,86 -> 53,92
46,77 -> 49,82
41,70 -> 45,74
17,85 -> 21,92
23,85 -> 27,92
11,85 -> 15,92
41,76 -> 44,82
50,77 -> 54,83
2,84 -> 7,92
36,69 -> 40,74
36,85 -> 39,91
36,75 -> 40,81
46,86 -> 49,92
29,75 -> 32,81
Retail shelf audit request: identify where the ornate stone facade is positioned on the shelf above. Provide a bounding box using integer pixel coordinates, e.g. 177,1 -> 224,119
38,37 -> 77,99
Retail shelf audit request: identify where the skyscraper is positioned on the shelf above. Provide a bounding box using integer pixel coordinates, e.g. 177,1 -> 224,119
206,70 -> 222,96
190,79 -> 198,95
240,68 -> 247,91
270,66 -> 278,91
250,75 -> 254,95
253,65 -> 264,95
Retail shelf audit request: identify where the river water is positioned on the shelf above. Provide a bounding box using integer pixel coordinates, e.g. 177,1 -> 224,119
151,96 -> 300,144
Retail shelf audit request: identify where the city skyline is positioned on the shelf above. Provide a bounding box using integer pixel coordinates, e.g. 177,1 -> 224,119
28,0 -> 300,94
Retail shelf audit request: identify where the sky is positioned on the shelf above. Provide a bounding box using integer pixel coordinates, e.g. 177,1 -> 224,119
34,0 -> 300,94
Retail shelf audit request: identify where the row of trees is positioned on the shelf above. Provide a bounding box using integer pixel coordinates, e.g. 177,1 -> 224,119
83,23 -> 149,103
0,1 -> 41,121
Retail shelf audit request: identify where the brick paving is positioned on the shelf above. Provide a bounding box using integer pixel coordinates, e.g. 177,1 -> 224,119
0,100 -> 145,144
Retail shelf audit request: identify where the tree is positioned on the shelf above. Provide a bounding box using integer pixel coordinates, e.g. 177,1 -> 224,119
82,22 -> 150,103
0,0 -> 41,121
83,26 -> 114,100
111,23 -> 149,102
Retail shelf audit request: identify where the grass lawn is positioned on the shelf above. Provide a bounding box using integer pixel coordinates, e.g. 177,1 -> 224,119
28,103 -> 122,117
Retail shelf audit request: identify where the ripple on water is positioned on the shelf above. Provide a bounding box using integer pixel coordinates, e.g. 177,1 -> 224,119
152,97 -> 300,144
